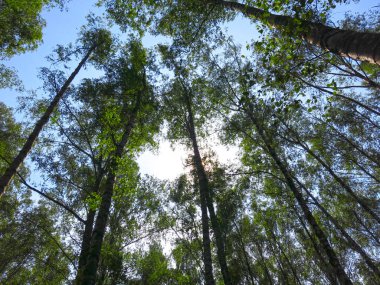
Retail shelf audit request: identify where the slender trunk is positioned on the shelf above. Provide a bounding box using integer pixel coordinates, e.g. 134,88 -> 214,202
183,87 -> 231,285
199,183 -> 216,285
267,237 -> 289,285
233,221 -> 257,285
353,210 -> 380,246
0,45 -> 96,197
214,0 -> 380,65
297,139 -> 380,224
81,171 -> 115,285
295,177 -> 380,279
295,211 -> 337,284
75,170 -> 105,285
246,109 -> 353,284
331,126 -> 380,168
351,159 -> 380,184
80,95 -> 140,285
254,240 -> 274,285
269,228 -> 302,285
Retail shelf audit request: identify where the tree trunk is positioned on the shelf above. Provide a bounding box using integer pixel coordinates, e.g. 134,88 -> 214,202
81,171 -> 116,285
269,228 -> 302,285
296,138 -> 380,224
215,0 -> 380,65
233,221 -> 257,285
254,239 -> 274,285
75,209 -> 96,285
295,178 -> 380,279
0,45 -> 96,197
245,109 -> 353,285
183,87 -> 231,285
295,211 -> 338,284
199,180 -> 216,285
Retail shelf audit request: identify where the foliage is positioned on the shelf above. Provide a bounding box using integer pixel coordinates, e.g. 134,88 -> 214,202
1,1 -> 379,284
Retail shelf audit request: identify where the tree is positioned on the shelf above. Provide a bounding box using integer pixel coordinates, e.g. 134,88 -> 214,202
0,0 -> 67,58
0,28 -> 113,197
0,104 -> 70,284
75,41 -> 160,285
160,46 -> 233,285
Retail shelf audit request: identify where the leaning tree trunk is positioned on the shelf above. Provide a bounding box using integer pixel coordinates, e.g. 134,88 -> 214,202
0,44 -> 96,197
183,88 -> 232,285
298,139 -> 380,224
214,0 -> 380,65
295,178 -> 380,279
245,108 -> 353,285
79,96 -> 140,285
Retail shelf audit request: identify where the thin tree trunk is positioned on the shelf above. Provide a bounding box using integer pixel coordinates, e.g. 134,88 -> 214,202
269,228 -> 302,285
296,138 -> 380,224
245,109 -> 353,284
295,211 -> 338,284
81,171 -> 116,285
352,210 -> 380,246
214,0 -> 380,65
199,181 -> 216,285
254,239 -> 274,285
294,177 -> 380,279
233,221 -> 257,285
75,168 -> 105,285
0,45 -> 96,197
183,86 -> 232,285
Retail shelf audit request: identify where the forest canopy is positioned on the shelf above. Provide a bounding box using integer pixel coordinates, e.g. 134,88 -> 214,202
0,1 -> 379,284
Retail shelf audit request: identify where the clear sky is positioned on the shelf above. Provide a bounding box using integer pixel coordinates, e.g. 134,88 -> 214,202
0,0 -> 377,181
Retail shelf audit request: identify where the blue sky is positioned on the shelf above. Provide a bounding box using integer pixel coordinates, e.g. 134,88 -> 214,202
0,0 -> 377,180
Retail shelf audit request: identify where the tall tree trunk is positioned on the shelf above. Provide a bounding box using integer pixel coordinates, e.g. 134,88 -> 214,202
199,180 -> 216,285
183,87 -> 232,285
214,0 -> 380,65
81,170 -> 116,285
295,137 -> 380,224
245,109 -> 353,285
79,95 -> 140,285
295,178 -> 380,279
254,239 -> 274,285
353,210 -> 380,246
269,228 -> 302,285
233,221 -> 257,285
0,45 -> 96,197
295,211 -> 337,284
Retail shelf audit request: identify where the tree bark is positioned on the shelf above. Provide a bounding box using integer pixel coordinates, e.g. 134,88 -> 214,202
269,227 -> 302,285
295,211 -> 338,284
0,44 -> 96,197
214,0 -> 380,65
